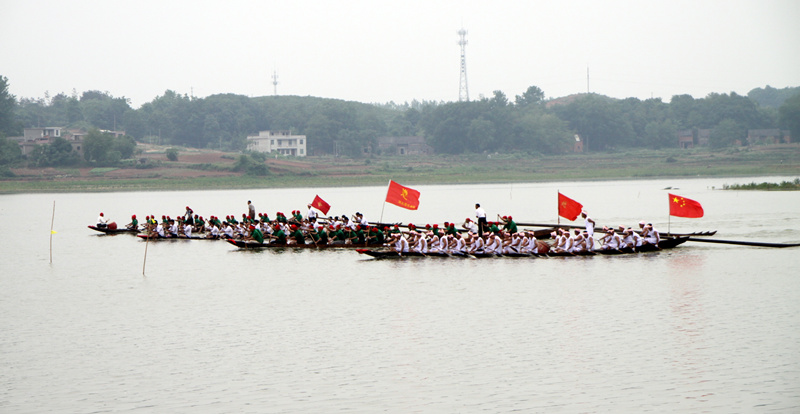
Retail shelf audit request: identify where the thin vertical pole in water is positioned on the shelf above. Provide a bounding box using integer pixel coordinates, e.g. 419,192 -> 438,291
142,233 -> 150,276
49,200 -> 55,264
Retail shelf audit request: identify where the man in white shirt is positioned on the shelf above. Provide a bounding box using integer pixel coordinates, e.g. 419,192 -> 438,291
96,212 -> 109,229
462,218 -> 479,234
475,204 -> 487,237
581,211 -> 596,237
306,204 -> 318,221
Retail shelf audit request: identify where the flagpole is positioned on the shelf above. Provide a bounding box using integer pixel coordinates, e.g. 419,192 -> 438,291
379,180 -> 391,223
557,190 -> 560,226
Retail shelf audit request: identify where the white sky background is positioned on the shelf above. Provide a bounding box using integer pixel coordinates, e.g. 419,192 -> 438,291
1,0 -> 799,108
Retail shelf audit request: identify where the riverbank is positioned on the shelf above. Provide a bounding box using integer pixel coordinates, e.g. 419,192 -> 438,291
2,144 -> 799,193
722,178 -> 800,190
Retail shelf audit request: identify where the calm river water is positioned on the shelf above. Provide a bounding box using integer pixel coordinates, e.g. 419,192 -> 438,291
1,177 -> 799,413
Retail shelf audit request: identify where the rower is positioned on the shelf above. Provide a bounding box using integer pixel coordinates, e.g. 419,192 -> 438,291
621,229 -> 635,250
499,215 -> 518,234
462,218 -> 478,234
287,224 -> 305,245
222,222 -> 234,239
388,232 -> 409,253
182,221 -> 193,238
126,215 -> 138,231
583,231 -> 595,251
96,212 -> 109,229
572,229 -> 585,253
644,223 -> 660,247
412,231 -> 428,253
271,225 -> 287,244
155,221 -> 167,238
248,225 -> 264,244
602,229 -> 621,251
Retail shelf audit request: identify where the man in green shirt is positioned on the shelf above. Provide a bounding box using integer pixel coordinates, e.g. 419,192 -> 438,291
271,225 -> 287,244
289,225 -> 305,245
126,215 -> 138,231
249,225 -> 264,244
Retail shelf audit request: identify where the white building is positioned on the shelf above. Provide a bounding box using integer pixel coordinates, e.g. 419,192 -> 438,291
246,130 -> 306,157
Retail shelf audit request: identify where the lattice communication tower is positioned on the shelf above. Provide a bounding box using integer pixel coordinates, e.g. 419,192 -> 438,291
458,28 -> 469,102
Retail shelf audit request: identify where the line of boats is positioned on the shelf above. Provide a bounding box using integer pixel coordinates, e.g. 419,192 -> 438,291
88,224 -> 692,259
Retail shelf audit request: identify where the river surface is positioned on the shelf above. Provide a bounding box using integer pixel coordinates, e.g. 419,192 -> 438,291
1,177 -> 799,413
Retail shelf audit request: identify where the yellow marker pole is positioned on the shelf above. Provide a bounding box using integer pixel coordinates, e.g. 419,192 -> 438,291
49,201 -> 55,264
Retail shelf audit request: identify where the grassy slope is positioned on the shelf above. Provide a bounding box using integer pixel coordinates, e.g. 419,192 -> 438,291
2,145 -> 799,193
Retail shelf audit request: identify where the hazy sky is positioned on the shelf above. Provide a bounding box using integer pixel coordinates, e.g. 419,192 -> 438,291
2,0 -> 799,108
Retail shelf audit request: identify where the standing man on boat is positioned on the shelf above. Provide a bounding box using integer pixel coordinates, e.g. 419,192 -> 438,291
475,203 -> 487,237
247,201 -> 256,221
581,211 -> 596,237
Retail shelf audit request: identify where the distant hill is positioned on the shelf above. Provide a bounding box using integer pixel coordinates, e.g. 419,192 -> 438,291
747,86 -> 800,108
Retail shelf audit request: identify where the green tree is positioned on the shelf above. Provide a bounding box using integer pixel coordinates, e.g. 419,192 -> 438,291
778,93 -> 800,142
511,110 -> 572,154
165,147 -> 179,161
0,76 -> 20,136
644,119 -> 678,149
514,85 -> 545,107
83,128 -> 114,163
28,137 -> 80,167
553,95 -> 635,151
0,135 -> 22,165
710,119 -> 744,149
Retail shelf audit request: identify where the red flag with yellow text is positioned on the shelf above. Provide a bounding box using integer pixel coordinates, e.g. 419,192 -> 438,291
558,192 -> 583,221
386,180 -> 420,210
311,195 -> 331,215
669,193 -> 704,218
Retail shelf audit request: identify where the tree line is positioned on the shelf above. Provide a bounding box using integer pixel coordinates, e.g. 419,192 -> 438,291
1,73 -> 799,171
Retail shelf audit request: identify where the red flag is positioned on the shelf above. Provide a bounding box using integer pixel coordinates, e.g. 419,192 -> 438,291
558,192 -> 583,221
386,180 -> 420,210
310,195 -> 331,215
669,193 -> 704,218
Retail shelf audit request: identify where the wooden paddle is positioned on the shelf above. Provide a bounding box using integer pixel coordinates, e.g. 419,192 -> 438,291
686,238 -> 800,248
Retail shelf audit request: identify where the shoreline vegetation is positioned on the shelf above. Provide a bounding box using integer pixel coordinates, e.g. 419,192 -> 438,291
1,145 -> 799,194
722,178 -> 800,191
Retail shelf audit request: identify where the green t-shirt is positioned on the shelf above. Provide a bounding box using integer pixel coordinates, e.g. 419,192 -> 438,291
272,230 -> 286,243
251,228 -> 264,244
290,229 -> 305,244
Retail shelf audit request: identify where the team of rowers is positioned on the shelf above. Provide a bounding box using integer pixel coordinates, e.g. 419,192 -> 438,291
105,201 -> 662,255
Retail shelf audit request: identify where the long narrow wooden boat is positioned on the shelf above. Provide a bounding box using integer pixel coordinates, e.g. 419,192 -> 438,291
136,234 -> 220,241
88,225 -> 139,235
226,238 -> 374,250
356,237 -> 688,259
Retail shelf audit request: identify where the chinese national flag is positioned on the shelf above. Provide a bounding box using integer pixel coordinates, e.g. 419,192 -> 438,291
385,180 -> 420,210
558,192 -> 583,221
311,195 -> 331,215
669,193 -> 704,218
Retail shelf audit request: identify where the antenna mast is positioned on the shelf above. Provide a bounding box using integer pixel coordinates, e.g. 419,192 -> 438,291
458,28 -> 469,102
272,70 -> 278,96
